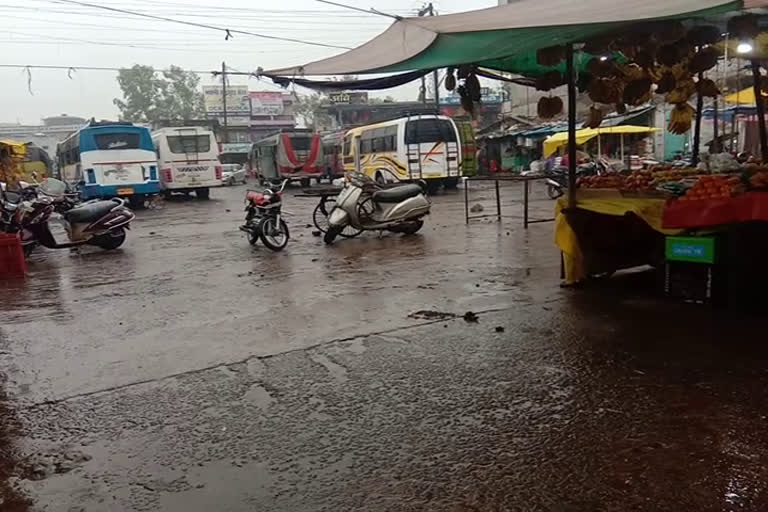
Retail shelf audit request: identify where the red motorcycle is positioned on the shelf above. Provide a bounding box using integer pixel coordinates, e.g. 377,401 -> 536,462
239,180 -> 289,251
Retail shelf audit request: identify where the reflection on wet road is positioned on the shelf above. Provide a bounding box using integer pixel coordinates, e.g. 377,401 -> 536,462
2,182 -> 768,510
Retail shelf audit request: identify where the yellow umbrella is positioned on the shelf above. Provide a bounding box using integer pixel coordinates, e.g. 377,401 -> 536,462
723,87 -> 768,106
543,125 -> 658,158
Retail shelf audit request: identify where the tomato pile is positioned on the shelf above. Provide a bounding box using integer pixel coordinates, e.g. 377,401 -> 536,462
679,175 -> 743,201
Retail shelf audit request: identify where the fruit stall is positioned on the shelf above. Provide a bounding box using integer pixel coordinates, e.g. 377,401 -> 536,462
260,0 -> 768,302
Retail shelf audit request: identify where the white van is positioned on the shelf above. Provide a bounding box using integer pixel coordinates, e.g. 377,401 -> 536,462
152,127 -> 222,199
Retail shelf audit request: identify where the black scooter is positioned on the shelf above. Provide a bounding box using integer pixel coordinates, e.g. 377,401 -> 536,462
14,178 -> 135,257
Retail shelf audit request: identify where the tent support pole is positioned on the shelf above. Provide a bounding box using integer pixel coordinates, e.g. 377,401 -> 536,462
692,72 -> 704,166
566,43 -> 577,210
620,134 -> 624,164
597,134 -> 601,159
751,60 -> 768,162
713,97 -> 719,153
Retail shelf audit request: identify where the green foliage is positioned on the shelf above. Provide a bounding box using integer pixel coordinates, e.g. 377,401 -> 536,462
114,65 -> 205,123
293,93 -> 333,130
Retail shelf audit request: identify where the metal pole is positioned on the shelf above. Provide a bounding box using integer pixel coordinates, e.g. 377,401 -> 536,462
566,44 -> 577,209
523,179 -> 529,229
713,97 -> 719,153
733,57 -> 741,153
354,136 -> 361,174
428,3 -> 439,110
221,61 -> 229,143
464,178 -> 469,224
692,71 -> 704,165
597,134 -> 602,159
495,179 -> 501,222
751,60 -> 768,162
620,134 -> 625,165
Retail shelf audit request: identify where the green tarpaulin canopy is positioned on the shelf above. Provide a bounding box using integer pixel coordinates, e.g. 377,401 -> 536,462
267,0 -> 763,78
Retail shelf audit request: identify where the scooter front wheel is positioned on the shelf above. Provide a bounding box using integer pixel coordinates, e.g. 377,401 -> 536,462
258,217 -> 289,251
324,225 -> 343,245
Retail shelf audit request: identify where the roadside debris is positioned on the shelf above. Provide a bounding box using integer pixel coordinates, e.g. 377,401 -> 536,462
495,326 -> 505,333
409,310 -> 456,321
470,203 -> 484,213
463,311 -> 479,323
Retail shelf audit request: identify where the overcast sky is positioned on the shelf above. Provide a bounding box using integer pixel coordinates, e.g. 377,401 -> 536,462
0,0 -> 496,124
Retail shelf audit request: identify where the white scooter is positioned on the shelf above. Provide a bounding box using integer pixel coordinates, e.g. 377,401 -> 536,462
324,172 -> 431,245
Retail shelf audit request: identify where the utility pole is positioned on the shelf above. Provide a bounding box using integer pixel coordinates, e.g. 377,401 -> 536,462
417,3 -> 439,108
221,61 -> 229,143
428,3 -> 439,110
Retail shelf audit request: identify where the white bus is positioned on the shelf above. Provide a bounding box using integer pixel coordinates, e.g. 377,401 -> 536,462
57,121 -> 160,205
343,114 -> 462,192
152,127 -> 222,199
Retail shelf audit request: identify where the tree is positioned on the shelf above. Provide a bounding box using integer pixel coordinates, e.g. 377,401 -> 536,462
293,93 -> 334,130
114,65 -> 205,123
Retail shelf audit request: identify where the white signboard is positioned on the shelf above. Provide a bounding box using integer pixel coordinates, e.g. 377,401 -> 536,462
250,92 -> 284,116
203,85 -> 250,114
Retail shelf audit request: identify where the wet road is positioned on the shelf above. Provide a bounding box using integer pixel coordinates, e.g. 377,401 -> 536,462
2,181 -> 768,510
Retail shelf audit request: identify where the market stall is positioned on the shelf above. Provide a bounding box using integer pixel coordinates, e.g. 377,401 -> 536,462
263,0 -> 768,303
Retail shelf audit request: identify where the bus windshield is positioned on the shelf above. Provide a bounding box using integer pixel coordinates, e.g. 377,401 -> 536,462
291,136 -> 313,151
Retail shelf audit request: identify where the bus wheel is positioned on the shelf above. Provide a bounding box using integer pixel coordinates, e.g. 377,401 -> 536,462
425,180 -> 440,196
196,188 -> 210,200
129,195 -> 145,209
443,177 -> 459,190
375,172 -> 386,185
300,178 -> 311,188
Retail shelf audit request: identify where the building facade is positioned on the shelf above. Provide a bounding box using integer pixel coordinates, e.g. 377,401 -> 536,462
0,114 -> 86,155
202,86 -> 296,143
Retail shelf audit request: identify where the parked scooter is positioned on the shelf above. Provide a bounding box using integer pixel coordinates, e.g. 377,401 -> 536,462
239,179 -> 290,251
15,178 -> 135,256
324,172 -> 430,245
546,161 -> 605,199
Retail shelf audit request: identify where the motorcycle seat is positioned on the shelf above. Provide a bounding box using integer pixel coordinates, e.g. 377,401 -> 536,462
372,184 -> 422,203
65,200 -> 117,224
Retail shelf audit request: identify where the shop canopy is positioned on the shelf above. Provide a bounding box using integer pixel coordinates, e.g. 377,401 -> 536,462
723,87 -> 768,106
543,126 -> 658,157
266,0 -> 763,78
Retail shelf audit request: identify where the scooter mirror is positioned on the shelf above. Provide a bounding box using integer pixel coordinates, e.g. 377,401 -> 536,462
38,178 -> 67,198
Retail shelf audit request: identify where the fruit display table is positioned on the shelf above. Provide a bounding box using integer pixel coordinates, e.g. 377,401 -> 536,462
555,190 -> 681,284
663,192 -> 768,229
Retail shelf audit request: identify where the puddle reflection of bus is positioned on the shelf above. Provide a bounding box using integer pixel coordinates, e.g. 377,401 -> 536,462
252,129 -> 323,186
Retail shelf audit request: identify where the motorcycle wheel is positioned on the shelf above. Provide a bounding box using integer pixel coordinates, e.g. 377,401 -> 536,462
547,184 -> 564,200
92,228 -> 126,250
324,225 -> 343,245
258,217 -> 289,251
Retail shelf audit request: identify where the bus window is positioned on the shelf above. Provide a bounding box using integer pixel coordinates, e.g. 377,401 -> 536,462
291,136 -> 312,151
405,119 -> 457,144
167,135 -> 211,154
94,132 -> 141,150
